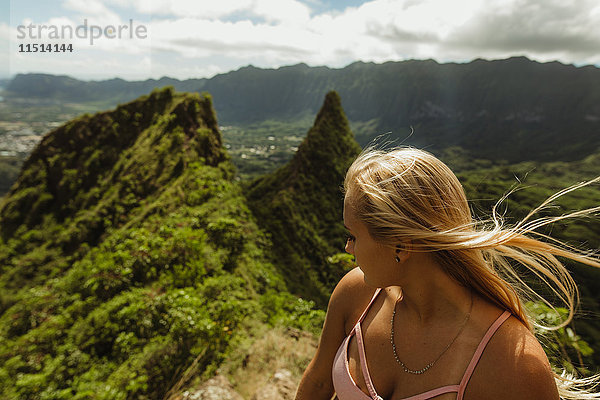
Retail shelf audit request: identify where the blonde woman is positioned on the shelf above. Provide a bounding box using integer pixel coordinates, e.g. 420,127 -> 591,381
295,147 -> 600,400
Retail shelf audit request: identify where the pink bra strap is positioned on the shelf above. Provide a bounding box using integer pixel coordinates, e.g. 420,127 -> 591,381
357,288 -> 382,324
350,288 -> 382,400
402,385 -> 461,400
458,310 -> 511,398
355,324 -> 382,400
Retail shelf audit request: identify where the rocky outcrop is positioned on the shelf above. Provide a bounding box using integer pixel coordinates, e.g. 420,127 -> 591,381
180,369 -> 298,400
252,369 -> 296,400
182,375 -> 244,400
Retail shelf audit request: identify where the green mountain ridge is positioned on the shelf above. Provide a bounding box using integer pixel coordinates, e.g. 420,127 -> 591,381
0,87 -> 225,245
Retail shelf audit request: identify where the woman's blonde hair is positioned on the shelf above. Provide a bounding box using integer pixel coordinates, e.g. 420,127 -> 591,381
343,146 -> 600,399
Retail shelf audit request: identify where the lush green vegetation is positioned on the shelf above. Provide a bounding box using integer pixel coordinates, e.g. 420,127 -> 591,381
5,57 -> 600,193
0,86 -> 598,399
0,88 -> 325,399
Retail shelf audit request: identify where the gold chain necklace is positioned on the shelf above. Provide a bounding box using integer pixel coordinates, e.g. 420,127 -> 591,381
390,291 -> 473,375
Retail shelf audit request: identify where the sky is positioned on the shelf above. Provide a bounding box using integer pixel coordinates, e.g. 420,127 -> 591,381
1,0 -> 600,81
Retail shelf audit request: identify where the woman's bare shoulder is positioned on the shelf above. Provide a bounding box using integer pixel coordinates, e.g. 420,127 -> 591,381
329,267 -> 377,330
465,314 -> 559,400
332,266 -> 372,296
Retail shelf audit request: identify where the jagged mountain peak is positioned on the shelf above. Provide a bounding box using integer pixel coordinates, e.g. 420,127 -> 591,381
245,91 -> 361,304
291,90 -> 360,183
311,90 -> 344,128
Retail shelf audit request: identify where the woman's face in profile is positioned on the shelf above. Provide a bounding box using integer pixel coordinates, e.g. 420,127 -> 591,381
343,197 -> 396,288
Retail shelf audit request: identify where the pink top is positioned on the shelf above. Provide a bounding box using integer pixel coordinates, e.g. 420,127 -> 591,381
332,288 -> 511,400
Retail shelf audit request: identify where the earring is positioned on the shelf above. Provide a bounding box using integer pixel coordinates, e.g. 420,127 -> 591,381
395,244 -> 403,263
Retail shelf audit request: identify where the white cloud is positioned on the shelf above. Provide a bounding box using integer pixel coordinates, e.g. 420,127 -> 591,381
116,0 -> 310,24
309,0 -> 600,65
445,0 -> 600,63
62,0 -> 122,24
167,0 -> 254,19
6,0 -> 600,80
252,0 -> 311,25
149,59 -> 225,80
150,18 -> 316,60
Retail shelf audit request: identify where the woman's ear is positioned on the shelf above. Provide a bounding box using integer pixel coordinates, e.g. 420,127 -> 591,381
394,242 -> 411,263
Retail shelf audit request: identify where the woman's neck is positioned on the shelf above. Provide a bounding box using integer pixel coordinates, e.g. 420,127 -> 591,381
395,252 -> 473,326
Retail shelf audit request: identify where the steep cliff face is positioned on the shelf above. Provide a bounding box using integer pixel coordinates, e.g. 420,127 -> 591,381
245,91 -> 362,305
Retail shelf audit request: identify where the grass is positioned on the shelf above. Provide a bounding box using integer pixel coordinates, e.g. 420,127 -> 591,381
218,325 -> 317,399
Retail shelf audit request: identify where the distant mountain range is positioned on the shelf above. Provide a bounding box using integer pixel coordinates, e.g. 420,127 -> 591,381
5,57 -> 600,163
3,74 -> 205,104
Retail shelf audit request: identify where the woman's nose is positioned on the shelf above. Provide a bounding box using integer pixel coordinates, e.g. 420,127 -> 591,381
345,239 -> 354,254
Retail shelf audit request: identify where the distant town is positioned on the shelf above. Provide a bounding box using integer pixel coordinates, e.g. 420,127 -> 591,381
0,94 -> 306,184
0,120 -> 60,156
0,94 -> 90,158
